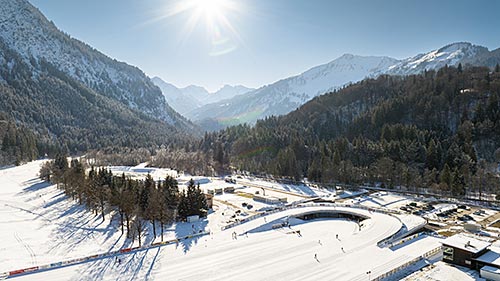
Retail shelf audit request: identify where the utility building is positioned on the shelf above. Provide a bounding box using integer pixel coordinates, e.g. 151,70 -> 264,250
441,234 -> 491,269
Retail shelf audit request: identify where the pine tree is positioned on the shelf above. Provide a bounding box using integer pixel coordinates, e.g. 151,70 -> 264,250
177,190 -> 190,220
451,167 -> 465,196
39,161 -> 53,182
52,154 -> 68,188
440,164 -> 452,192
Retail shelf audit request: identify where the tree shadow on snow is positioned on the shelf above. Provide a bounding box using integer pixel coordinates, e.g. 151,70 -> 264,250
174,219 -> 208,253
74,248 -> 161,281
21,180 -> 51,193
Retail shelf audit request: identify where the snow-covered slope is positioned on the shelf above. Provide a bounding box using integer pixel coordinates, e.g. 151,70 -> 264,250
190,42 -> 500,129
386,42 -> 491,75
152,77 -> 254,116
0,161 -> 442,281
0,0 -> 186,126
187,55 -> 399,126
207,84 -> 255,104
152,77 -> 203,116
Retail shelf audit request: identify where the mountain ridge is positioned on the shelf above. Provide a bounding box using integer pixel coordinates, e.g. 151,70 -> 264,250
0,0 -> 196,158
0,0 -> 191,129
190,42 -> 500,130
152,76 -> 254,116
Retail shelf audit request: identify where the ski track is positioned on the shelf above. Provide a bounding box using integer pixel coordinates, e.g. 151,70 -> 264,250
13,232 -> 37,266
0,161 -> 443,281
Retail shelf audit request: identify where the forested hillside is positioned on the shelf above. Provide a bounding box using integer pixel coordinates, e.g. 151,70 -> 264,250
0,39 -> 191,163
0,0 -> 197,166
0,113 -> 55,165
200,65 -> 500,197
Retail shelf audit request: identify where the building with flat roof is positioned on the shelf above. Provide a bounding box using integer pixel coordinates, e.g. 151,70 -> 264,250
474,246 -> 500,280
475,246 -> 500,268
441,233 -> 491,268
480,266 -> 500,281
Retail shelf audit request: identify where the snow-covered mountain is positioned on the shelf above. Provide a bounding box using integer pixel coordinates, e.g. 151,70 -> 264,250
151,77 -> 203,116
152,77 -> 253,116
207,85 -> 255,104
191,42 -> 500,130
0,0 -> 189,128
187,55 -> 399,126
386,42 -> 495,75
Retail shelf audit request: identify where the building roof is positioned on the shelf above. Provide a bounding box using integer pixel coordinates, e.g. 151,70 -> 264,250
481,265 -> 500,274
475,247 -> 500,267
442,233 -> 491,254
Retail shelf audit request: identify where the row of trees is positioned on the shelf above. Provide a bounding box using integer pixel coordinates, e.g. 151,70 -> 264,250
40,155 -> 208,246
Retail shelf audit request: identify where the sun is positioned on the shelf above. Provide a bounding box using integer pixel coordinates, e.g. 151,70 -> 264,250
174,0 -> 238,31
156,0 -> 242,56
191,0 -> 233,24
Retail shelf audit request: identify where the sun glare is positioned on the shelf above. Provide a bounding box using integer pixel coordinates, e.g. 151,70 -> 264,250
158,0 -> 243,56
192,0 -> 232,23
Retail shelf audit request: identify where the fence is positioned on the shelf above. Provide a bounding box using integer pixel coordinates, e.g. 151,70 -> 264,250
371,245 -> 442,281
0,231 -> 209,279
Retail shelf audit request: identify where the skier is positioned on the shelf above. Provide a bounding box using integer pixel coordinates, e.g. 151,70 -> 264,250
318,240 -> 322,245
314,253 -> 317,259
336,234 -> 339,239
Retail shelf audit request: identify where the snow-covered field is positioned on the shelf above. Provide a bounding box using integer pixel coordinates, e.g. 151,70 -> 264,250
1,161 -> 443,280
355,191 -> 412,209
402,261 -> 484,281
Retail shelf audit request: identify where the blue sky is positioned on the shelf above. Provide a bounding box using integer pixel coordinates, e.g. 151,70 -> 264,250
30,0 -> 500,92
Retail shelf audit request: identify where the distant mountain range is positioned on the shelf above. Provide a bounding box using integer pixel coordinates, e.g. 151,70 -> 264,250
0,0 -> 194,153
151,77 -> 254,116
187,42 -> 500,130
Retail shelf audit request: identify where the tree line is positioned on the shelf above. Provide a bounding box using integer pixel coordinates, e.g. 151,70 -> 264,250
40,155 -> 208,246
84,66 -> 500,200
194,65 -> 500,199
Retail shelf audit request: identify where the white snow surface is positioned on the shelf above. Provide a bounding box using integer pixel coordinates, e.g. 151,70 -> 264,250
0,161 -> 442,280
402,261 -> 484,281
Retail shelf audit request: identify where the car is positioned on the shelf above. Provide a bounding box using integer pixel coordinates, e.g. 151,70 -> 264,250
463,215 -> 474,221
247,204 -> 253,210
242,202 -> 248,207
